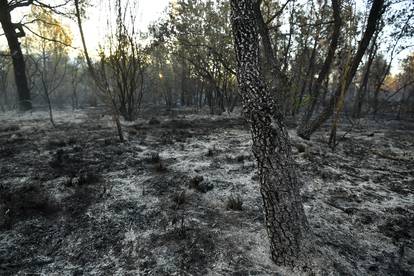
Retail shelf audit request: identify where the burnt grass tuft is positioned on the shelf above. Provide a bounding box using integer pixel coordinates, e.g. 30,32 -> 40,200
172,190 -> 186,207
226,195 -> 243,211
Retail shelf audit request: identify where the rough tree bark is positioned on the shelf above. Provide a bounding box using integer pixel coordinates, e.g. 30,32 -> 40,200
297,0 -> 385,140
0,0 -> 32,111
230,0 -> 310,268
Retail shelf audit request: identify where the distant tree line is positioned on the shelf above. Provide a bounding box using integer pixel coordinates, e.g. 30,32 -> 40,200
1,0 -> 413,131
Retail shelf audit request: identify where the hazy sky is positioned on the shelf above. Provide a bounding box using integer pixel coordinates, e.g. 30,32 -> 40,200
67,0 -> 172,54
1,0 -> 171,56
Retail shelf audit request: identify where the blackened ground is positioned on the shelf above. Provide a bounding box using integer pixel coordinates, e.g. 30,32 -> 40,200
0,108 -> 413,275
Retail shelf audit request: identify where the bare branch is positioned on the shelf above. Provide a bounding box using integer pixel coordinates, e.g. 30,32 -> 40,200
23,25 -> 76,49
32,0 -> 72,16
8,0 -> 34,11
22,18 -> 62,29
265,0 -> 294,25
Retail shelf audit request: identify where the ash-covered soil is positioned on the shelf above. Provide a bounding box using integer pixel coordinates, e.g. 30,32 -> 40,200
0,108 -> 413,275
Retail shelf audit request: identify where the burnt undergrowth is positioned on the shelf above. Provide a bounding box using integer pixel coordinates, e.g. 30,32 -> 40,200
0,110 -> 413,275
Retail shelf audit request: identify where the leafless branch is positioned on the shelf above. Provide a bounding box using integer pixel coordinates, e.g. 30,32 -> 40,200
23,25 -> 76,49
265,0 -> 294,25
8,0 -> 34,11
22,18 -> 62,29
32,0 -> 71,13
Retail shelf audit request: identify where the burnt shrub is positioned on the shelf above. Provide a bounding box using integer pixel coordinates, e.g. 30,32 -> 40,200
67,137 -> 78,145
145,152 -> 160,163
189,176 -> 204,189
226,195 -> 243,211
0,184 -> 60,229
49,149 -> 66,169
66,171 -> 102,187
236,154 -> 246,162
172,190 -> 186,207
206,146 -> 217,157
148,117 -> 161,125
154,161 -> 168,173
294,142 -> 307,153
174,191 -> 186,206
189,176 -> 213,193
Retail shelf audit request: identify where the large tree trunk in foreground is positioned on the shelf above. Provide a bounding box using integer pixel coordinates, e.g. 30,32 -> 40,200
0,0 -> 32,111
297,0 -> 385,140
230,0 -> 309,268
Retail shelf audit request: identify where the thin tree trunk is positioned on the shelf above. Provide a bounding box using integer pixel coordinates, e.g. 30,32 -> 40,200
231,0 -> 310,268
295,37 -> 319,115
372,60 -> 389,117
40,47 -> 55,128
297,0 -> 341,133
199,81 -> 204,110
352,40 -> 377,118
297,0 -> 385,140
74,0 -> 124,142
253,0 -> 288,103
72,87 -> 78,110
45,91 -> 55,127
396,88 -> 406,120
181,60 -> 186,107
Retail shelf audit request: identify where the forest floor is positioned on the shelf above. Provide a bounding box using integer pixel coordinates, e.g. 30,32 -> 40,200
0,107 -> 413,275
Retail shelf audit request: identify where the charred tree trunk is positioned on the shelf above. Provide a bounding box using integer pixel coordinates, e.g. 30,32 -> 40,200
297,0 -> 341,133
295,37 -> 319,116
180,59 -> 187,107
352,40 -> 377,118
0,0 -> 32,111
231,0 -> 310,268
372,60 -> 390,117
253,0 -> 289,104
297,0 -> 385,140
